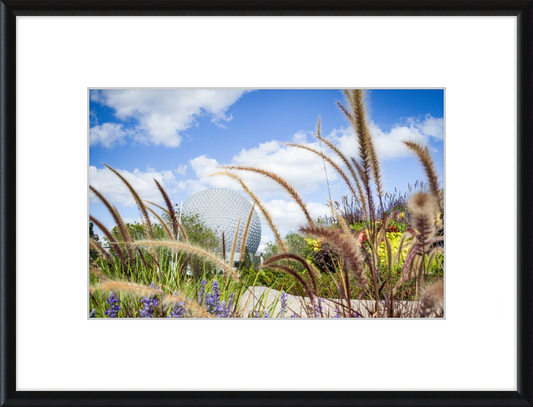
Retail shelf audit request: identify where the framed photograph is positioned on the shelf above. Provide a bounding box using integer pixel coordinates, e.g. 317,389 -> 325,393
1,1 -> 531,406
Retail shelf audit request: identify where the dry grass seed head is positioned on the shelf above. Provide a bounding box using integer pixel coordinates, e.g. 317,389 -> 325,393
301,224 -> 368,287
90,185 -> 134,259
89,238 -> 114,264
94,280 -> 163,297
345,89 -> 384,206
153,178 -> 180,238
104,164 -> 154,239
93,280 -> 210,318
403,141 -> 442,212
418,279 -> 444,317
89,215 -> 126,264
89,264 -> 108,280
407,192 -> 438,240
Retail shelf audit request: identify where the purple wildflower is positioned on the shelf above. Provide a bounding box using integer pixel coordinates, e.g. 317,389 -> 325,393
307,297 -> 323,318
169,291 -> 188,318
252,310 -> 271,318
169,301 -> 186,318
279,291 -> 288,318
104,291 -> 121,318
197,279 -> 207,306
215,292 -> 234,318
205,279 -> 221,314
225,292 -> 234,317
290,313 -> 300,318
139,282 -> 159,318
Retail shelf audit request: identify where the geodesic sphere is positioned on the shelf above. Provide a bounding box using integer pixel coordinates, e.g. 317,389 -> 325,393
182,188 -> 261,255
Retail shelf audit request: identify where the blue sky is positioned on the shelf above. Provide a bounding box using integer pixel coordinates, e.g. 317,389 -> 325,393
89,89 -> 444,250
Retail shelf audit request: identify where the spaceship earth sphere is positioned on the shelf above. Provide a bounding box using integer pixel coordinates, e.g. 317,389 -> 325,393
182,188 -> 262,256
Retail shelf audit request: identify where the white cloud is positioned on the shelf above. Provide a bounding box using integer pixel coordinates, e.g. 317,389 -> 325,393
329,114 -> 443,162
263,200 -> 331,231
89,123 -> 134,148
412,114 -> 444,139
175,164 -> 188,175
231,140 -> 340,193
89,165 -> 177,207
92,89 -> 248,148
291,131 -> 308,143
182,140 -> 342,199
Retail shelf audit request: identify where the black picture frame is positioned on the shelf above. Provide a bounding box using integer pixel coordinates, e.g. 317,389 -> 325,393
1,1 -> 532,406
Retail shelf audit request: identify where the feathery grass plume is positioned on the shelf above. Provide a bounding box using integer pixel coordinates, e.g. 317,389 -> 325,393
147,201 -> 189,242
239,204 -> 255,261
264,253 -> 319,296
132,240 -> 241,282
394,243 -> 420,291
284,143 -> 359,201
312,120 -> 368,217
344,90 -> 384,206
229,217 -> 241,266
89,239 -> 114,264
94,280 -> 211,318
394,192 -> 439,292
338,91 -> 379,221
403,141 -> 443,212
224,165 -> 313,225
89,264 -> 108,280
104,164 -> 154,239
351,158 -> 368,186
90,186 -> 134,260
407,192 -> 438,249
211,171 -> 287,253
89,215 -> 126,264
93,280 -> 163,297
418,279 -> 444,317
335,213 -> 368,275
301,224 -> 368,286
146,206 -> 174,240
336,100 -> 353,122
336,212 -> 377,301
153,178 -> 180,238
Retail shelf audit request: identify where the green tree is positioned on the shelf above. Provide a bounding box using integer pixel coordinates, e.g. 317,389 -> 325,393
106,212 -> 221,277
263,231 -> 312,260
